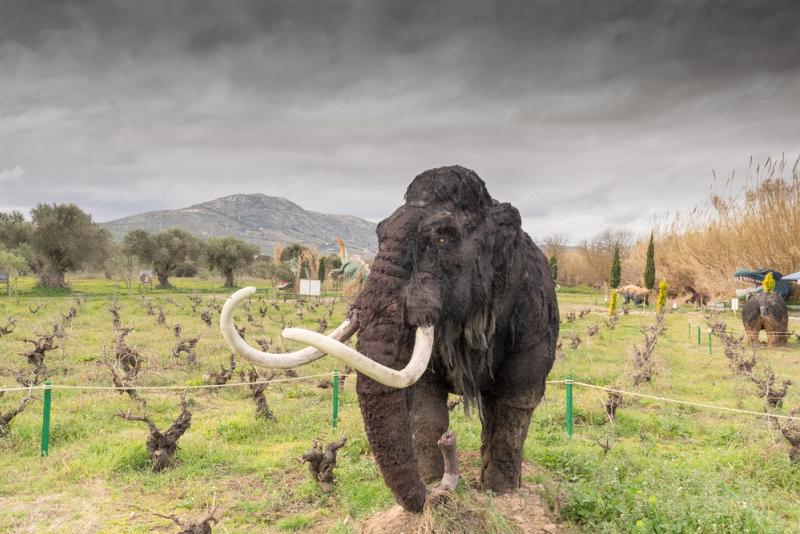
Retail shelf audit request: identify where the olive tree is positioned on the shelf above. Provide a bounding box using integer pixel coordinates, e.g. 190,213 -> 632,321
0,211 -> 33,250
124,229 -> 202,289
204,237 -> 259,288
104,242 -> 141,290
29,204 -> 111,288
0,249 -> 27,295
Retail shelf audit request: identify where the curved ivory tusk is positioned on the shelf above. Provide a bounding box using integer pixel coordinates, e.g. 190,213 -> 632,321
220,287 -> 357,368
282,325 -> 434,389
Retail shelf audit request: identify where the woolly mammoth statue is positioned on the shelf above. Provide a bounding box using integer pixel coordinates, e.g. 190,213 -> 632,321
220,166 -> 559,511
617,284 -> 650,306
742,292 -> 789,347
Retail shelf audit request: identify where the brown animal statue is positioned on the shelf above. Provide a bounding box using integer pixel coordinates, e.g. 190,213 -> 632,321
742,292 -> 789,347
617,284 -> 650,306
219,166 -> 559,512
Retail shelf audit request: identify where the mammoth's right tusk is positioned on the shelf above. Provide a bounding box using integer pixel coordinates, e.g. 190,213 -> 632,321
282,325 -> 434,389
220,287 -> 357,368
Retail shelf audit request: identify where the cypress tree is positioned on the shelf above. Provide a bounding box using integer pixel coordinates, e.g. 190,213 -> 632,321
318,260 -> 326,282
644,232 -> 656,290
549,255 -> 558,283
610,245 -> 621,289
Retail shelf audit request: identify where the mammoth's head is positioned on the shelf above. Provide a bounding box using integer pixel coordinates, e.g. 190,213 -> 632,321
355,165 -> 523,330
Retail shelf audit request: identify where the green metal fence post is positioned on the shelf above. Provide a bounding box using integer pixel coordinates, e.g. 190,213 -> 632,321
332,370 -> 339,430
697,325 -> 701,345
41,381 -> 52,457
565,376 -> 573,438
708,331 -> 712,354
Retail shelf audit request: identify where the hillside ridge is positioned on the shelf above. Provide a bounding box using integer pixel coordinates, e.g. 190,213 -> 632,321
101,193 -> 377,256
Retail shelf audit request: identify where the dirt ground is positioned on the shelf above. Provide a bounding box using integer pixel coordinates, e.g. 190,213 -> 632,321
360,460 -> 568,534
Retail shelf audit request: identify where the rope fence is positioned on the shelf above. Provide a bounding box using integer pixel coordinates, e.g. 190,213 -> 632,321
3,371 -> 799,457
557,380 -> 800,422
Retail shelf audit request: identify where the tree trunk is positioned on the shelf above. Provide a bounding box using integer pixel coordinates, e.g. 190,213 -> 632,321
224,270 -> 235,288
156,272 -> 172,289
39,269 -> 66,288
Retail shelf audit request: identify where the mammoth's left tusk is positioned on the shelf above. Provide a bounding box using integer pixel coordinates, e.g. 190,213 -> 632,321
282,325 -> 434,389
220,287 -> 357,368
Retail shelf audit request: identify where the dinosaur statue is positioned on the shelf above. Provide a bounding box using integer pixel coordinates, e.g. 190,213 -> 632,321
330,237 -> 369,284
734,268 -> 792,301
330,258 -> 369,283
616,284 -> 650,306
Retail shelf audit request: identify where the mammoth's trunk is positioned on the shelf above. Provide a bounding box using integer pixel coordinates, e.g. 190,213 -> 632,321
350,252 -> 432,512
356,315 -> 428,512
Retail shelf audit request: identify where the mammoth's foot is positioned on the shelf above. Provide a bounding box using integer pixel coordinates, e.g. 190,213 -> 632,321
425,431 -> 459,508
766,333 -> 790,347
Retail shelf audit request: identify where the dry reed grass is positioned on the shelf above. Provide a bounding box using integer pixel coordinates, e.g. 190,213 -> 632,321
627,156 -> 800,297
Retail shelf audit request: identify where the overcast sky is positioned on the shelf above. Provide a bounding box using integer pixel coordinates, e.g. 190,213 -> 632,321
2,0 -> 799,243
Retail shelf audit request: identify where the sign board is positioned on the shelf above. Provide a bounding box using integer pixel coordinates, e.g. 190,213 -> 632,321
0,273 -> 7,282
731,298 -> 739,312
138,270 -> 153,283
298,279 -> 321,297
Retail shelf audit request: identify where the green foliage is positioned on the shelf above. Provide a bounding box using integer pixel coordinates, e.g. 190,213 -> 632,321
277,515 -> 314,531
124,229 -> 202,288
204,236 -> 260,287
644,232 -> 656,290
29,203 -> 111,288
279,243 -> 307,263
103,243 -> 140,290
0,249 -> 27,295
0,211 -> 33,250
317,259 -> 326,282
608,289 -> 618,315
531,445 -> 783,533
763,272 -> 775,293
325,254 -> 342,271
549,255 -> 558,282
656,279 -> 668,313
273,263 -> 294,283
609,245 -> 621,288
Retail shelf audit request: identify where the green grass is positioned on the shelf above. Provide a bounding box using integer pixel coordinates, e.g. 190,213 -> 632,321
1,278 -> 800,532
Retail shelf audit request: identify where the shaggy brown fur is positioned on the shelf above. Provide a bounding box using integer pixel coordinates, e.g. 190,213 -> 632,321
742,292 -> 789,346
617,284 -> 650,306
350,166 -> 558,512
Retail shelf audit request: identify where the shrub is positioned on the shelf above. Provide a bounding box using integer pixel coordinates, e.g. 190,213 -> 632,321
656,280 -> 668,314
763,272 -> 775,293
608,290 -> 618,316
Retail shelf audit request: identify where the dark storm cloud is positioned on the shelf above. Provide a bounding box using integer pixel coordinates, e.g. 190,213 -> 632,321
2,0 -> 799,241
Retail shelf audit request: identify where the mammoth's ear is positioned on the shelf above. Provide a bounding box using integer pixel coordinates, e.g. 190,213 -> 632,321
488,202 -> 522,267
465,202 -> 522,305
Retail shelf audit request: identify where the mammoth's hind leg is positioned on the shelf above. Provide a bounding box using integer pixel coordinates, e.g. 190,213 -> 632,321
479,337 -> 551,493
410,374 -> 449,484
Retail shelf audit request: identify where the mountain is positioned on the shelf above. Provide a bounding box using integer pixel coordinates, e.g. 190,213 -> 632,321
101,194 -> 378,257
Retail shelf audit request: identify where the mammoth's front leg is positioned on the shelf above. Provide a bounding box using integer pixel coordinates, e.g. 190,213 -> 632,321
358,375 -> 428,512
410,373 -> 449,483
